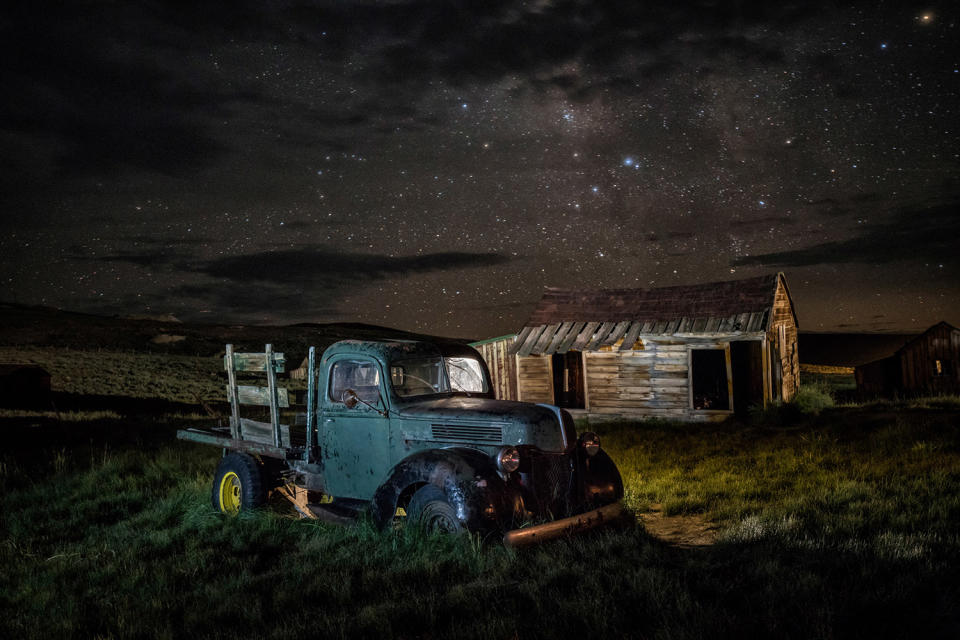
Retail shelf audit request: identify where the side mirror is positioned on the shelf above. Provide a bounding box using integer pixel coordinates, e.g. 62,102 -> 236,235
342,388 -> 360,409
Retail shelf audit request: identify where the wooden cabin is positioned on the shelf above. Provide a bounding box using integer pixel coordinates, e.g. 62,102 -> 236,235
473,273 -> 799,422
855,322 -> 960,397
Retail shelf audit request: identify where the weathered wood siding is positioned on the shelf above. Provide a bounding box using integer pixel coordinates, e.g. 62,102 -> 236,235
898,323 -> 960,394
767,276 -> 800,401
474,337 -> 519,401
583,339 -> 731,422
517,355 -> 553,403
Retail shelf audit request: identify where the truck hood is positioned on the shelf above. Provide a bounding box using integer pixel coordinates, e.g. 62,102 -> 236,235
394,396 -> 574,453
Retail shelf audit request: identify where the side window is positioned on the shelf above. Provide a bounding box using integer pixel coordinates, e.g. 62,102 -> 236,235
329,360 -> 381,406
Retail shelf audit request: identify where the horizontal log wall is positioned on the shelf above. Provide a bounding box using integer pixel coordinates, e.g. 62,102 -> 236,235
583,339 -> 729,422
517,355 -> 553,404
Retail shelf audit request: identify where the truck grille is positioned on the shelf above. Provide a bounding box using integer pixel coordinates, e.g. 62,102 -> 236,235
529,452 -> 573,517
431,423 -> 503,444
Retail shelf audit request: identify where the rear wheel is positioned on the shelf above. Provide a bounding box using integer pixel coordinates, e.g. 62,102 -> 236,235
407,484 -> 463,534
211,453 -> 266,515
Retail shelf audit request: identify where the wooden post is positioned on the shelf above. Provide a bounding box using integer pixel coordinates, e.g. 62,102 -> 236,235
225,344 -> 240,439
305,346 -> 316,462
724,342 -> 734,413
265,344 -> 282,448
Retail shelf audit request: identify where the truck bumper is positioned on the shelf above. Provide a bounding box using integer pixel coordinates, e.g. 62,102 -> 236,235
502,501 -> 624,548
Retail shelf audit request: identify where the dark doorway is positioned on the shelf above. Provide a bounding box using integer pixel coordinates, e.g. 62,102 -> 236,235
730,341 -> 764,415
691,349 -> 729,410
551,351 -> 585,409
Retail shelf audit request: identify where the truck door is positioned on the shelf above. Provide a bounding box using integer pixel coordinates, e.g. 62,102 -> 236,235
320,356 -> 391,500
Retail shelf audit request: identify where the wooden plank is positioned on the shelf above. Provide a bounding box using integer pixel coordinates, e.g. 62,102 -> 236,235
544,321 -> 576,355
584,322 -> 616,351
225,344 -> 240,439
618,322 -> 643,352
556,322 -> 587,353
304,345 -> 317,461
517,325 -> 547,357
603,321 -> 632,346
239,418 -> 290,448
225,352 -> 285,373
570,322 -> 601,351
233,384 -> 291,408
509,326 -> 534,355
531,323 -> 563,355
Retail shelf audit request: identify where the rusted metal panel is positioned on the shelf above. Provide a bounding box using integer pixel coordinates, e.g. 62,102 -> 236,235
224,352 -> 285,373
233,384 -> 290,408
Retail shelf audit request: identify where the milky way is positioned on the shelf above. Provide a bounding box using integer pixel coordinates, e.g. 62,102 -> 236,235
1,2 -> 957,338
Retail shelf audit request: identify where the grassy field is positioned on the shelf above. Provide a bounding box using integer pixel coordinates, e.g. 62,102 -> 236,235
1,347 -> 959,638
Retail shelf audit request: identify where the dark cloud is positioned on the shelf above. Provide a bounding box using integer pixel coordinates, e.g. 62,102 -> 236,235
193,249 -> 515,286
733,202 -> 960,268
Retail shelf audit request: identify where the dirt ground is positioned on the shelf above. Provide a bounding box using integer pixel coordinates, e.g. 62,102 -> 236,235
638,503 -> 720,547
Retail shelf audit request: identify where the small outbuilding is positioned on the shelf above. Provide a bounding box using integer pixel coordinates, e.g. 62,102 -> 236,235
473,272 -> 799,422
0,364 -> 52,408
855,322 -> 960,397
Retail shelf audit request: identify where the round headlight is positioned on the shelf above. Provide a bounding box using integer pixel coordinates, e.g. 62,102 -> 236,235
496,446 -> 520,473
580,431 -> 601,457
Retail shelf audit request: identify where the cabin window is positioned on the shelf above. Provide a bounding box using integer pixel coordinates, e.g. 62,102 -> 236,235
329,359 -> 381,405
933,359 -> 951,377
690,348 -> 730,410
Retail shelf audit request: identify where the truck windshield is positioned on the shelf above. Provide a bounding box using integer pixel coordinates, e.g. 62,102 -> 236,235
390,357 -> 488,398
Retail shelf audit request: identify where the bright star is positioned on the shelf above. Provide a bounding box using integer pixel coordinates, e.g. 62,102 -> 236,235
623,157 -> 635,167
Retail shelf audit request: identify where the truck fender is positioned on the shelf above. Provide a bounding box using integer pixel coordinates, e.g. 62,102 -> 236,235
371,447 -> 513,530
578,448 -> 625,508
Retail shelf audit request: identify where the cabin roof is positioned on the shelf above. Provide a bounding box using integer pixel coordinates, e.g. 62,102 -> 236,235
510,273 -> 790,356
526,273 -> 780,325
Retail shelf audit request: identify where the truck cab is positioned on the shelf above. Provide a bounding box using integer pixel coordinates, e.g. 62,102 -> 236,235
178,339 -> 624,545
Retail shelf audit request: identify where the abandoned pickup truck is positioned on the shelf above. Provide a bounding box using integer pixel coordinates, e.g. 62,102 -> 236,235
177,339 -> 624,546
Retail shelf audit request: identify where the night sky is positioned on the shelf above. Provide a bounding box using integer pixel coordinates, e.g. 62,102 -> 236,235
1,1 -> 957,339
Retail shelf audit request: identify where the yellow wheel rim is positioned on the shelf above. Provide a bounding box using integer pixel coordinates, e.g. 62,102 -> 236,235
219,471 -> 242,515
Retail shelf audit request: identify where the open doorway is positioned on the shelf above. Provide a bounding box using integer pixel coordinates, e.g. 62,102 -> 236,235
690,349 -> 730,410
730,341 -> 764,415
551,351 -> 585,409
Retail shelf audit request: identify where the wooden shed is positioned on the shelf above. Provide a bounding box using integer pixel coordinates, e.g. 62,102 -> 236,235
855,322 -> 960,397
0,364 -> 52,408
473,273 -> 799,422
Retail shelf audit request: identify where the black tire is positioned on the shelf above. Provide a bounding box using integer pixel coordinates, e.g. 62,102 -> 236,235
211,452 -> 266,515
406,484 -> 463,534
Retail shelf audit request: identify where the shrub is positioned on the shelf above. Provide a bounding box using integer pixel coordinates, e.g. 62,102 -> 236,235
791,384 -> 835,416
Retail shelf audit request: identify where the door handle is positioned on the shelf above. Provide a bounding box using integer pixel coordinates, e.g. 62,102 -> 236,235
324,418 -> 335,424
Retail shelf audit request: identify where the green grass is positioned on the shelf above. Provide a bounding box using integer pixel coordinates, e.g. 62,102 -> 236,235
2,408 -> 959,639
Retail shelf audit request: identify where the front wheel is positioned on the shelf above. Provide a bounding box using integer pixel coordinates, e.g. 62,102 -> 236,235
211,453 -> 266,515
407,485 -> 463,534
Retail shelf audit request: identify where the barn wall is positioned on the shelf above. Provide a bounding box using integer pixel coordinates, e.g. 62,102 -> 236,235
517,355 -> 553,403
898,324 -> 960,395
474,337 -> 519,401
767,277 -> 800,401
855,357 -> 900,396
583,339 -> 732,422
